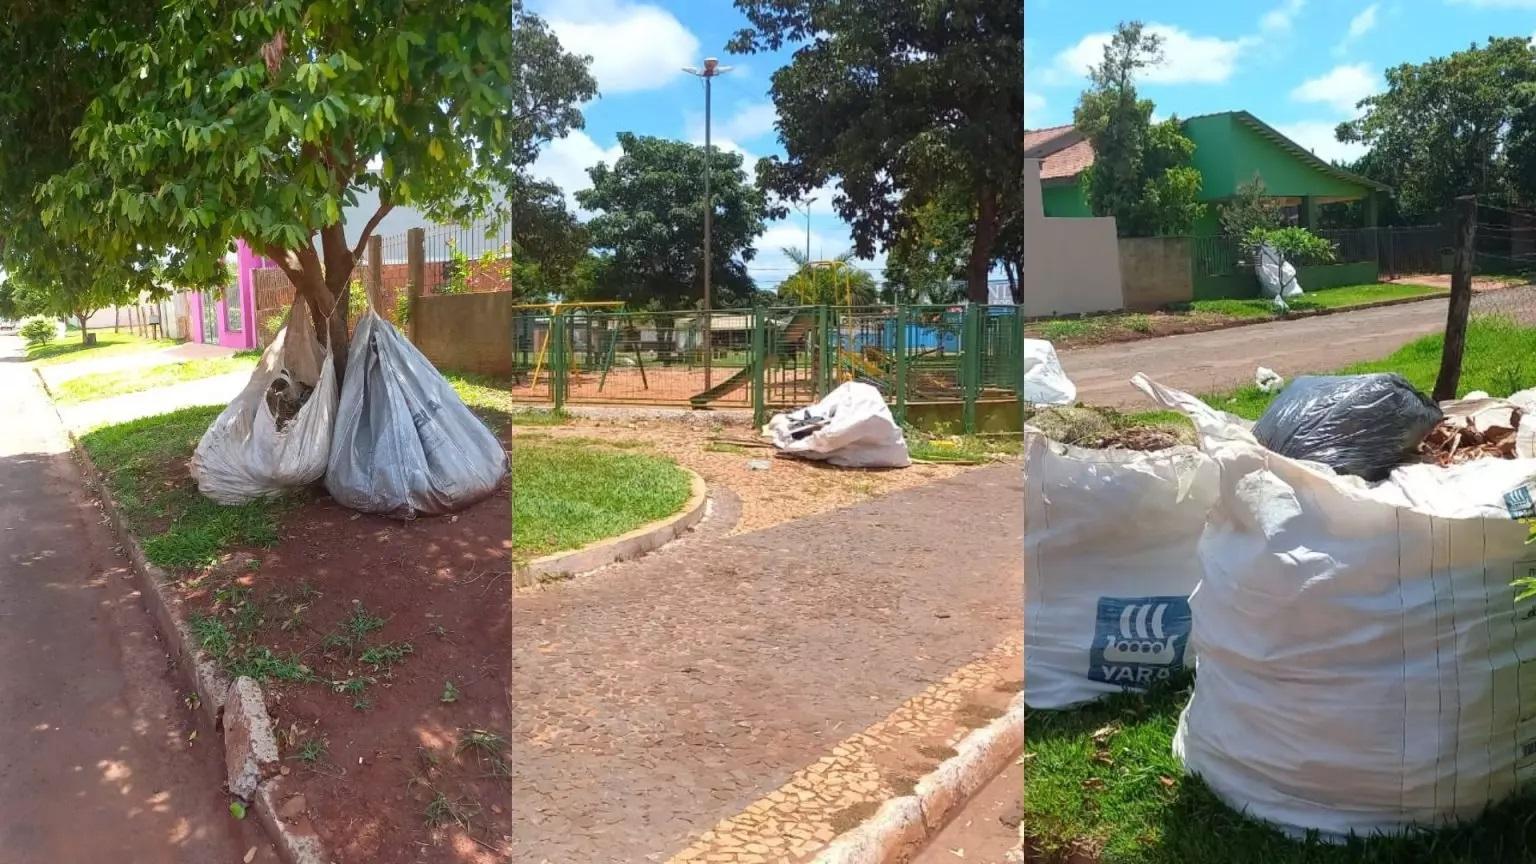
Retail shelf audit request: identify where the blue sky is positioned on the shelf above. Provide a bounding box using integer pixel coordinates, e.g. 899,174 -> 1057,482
524,0 -> 862,289
1026,0 -> 1536,164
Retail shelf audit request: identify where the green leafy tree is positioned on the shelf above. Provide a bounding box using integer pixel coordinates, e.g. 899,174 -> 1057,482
43,0 -> 594,376
731,0 -> 1021,304
1340,37 -> 1536,220
576,133 -> 768,309
882,196 -> 970,304
503,176 -> 591,303
1072,22 -> 1204,236
0,4 -> 192,340
774,249 -> 879,305
1219,174 -> 1287,238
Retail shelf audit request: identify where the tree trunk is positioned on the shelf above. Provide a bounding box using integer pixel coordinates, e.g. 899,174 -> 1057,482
966,185 -> 999,305
77,314 -> 88,342
1433,196 -> 1478,402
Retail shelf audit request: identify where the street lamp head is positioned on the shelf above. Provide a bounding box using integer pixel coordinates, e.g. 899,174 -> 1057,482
682,66 -> 700,75
704,57 -> 718,73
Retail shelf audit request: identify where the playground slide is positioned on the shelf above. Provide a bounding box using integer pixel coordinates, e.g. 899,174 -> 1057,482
688,311 -> 816,408
689,365 -> 752,407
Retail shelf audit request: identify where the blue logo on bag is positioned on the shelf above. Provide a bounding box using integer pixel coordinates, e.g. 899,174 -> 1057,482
1507,485 -> 1536,520
1088,596 -> 1191,688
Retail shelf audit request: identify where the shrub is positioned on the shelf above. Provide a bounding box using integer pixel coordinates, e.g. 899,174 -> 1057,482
393,293 -> 412,325
1243,226 -> 1337,266
19,317 -> 57,346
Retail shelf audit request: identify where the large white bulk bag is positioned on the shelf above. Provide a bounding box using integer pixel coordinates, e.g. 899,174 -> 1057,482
1136,374 -> 1536,841
191,299 -> 338,504
326,310 -> 508,517
768,381 -> 910,468
1024,338 -> 1076,406
1024,429 -> 1218,709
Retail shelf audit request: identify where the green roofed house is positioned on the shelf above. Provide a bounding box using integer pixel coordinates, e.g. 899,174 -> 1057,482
1026,110 -> 1391,233
1026,110 -> 1397,302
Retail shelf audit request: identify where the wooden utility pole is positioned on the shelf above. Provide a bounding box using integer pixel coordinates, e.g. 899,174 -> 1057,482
1433,195 -> 1478,402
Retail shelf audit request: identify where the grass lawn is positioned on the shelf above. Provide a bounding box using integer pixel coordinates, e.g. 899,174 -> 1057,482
1028,283 -> 1444,349
52,352 -> 258,404
1200,315 -> 1536,421
25,330 -> 178,365
512,437 -> 692,563
1026,680 -> 1536,864
79,406 -> 293,572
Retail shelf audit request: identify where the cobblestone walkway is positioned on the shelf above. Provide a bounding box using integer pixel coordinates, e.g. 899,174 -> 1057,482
510,464 -> 1023,863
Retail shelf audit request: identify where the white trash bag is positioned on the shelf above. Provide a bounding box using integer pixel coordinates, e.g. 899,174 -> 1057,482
191,298 -> 338,504
1136,373 -> 1536,841
1024,338 -> 1076,406
1024,429 -> 1217,709
326,310 -> 508,517
767,381 -> 910,468
1255,243 -> 1302,306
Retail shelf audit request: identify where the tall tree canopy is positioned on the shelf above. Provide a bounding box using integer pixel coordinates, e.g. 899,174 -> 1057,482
1072,22 -> 1204,237
731,0 -> 1022,304
0,3 -> 185,338
502,175 -> 592,303
576,133 -> 768,310
1339,36 -> 1536,221
42,0 -> 594,372
882,196 -> 971,305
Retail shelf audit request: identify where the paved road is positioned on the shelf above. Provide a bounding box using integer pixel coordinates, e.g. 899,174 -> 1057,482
0,336 -> 275,862
510,464 -> 1024,863
1059,286 -> 1536,409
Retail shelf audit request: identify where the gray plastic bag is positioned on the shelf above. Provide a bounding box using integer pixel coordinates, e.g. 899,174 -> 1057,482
325,311 -> 507,517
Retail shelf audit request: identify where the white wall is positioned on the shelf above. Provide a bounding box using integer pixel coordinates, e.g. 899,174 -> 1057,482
1022,158 -> 1124,318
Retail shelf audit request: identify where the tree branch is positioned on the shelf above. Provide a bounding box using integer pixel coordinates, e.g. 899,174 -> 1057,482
350,201 -> 394,263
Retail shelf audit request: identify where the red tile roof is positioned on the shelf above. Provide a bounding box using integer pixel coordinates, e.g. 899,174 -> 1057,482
1024,125 -> 1094,181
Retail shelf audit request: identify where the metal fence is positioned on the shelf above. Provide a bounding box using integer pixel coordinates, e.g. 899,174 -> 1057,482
251,213 -> 515,347
1191,225 -> 1449,280
511,303 -> 1025,431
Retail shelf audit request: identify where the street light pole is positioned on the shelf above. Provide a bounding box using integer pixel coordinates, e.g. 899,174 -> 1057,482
683,57 -> 732,391
794,196 -> 818,265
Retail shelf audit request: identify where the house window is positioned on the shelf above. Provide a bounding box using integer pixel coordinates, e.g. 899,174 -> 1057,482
224,279 -> 242,332
1279,204 -> 1301,227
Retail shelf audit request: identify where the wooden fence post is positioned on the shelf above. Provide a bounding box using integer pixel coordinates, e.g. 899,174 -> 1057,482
406,227 -> 425,343
367,234 -> 383,312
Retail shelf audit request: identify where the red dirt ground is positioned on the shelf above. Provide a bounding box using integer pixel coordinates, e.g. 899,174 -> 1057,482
189,487 -> 510,864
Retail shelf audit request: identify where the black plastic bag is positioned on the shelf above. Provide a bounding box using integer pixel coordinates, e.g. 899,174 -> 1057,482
1253,374 -> 1443,481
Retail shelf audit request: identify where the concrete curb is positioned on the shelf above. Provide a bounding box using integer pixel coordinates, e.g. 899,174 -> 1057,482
46,376 -> 326,864
811,693 -> 1024,864
513,468 -> 709,587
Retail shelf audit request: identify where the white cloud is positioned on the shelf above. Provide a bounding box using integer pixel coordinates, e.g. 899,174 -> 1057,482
1025,90 -> 1046,127
1261,0 -> 1306,33
1290,63 -> 1379,115
1334,3 -> 1379,55
1051,24 -> 1247,85
720,102 -> 779,142
540,0 -> 701,95
530,131 -> 622,212
1274,120 -> 1368,164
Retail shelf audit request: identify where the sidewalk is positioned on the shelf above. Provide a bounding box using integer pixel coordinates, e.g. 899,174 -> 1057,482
1058,284 -> 1536,409
510,464 -> 1023,862
37,339 -> 237,385
0,337 -> 274,862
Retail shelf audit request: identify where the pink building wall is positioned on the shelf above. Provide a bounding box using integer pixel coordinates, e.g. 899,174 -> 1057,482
186,240 -> 267,349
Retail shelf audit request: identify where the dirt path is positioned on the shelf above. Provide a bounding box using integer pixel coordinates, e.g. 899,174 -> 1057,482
510,464 -> 1023,863
1059,285 -> 1536,409
0,337 -> 275,862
